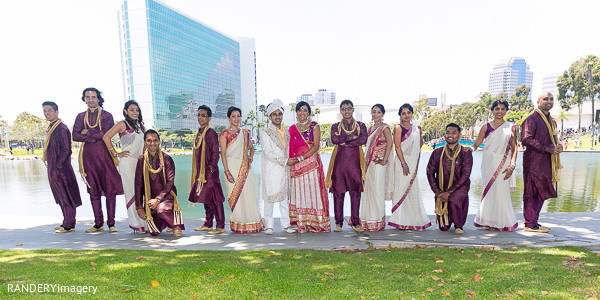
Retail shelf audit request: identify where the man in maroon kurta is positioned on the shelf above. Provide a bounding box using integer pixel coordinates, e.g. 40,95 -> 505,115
328,100 -> 368,232
135,130 -> 184,237
426,123 -> 473,234
72,87 -> 123,233
42,101 -> 82,233
189,105 -> 226,235
521,92 -> 563,233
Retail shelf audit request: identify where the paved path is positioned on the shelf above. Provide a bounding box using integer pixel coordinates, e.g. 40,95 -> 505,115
1,213 -> 599,252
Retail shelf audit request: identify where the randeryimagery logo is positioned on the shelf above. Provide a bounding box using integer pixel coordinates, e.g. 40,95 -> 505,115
7,283 -> 98,295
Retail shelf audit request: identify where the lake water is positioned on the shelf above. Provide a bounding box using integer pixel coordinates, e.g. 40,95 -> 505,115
1,152 -> 599,222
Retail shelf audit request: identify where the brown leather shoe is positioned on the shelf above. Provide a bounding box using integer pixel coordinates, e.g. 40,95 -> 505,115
109,226 -> 118,233
194,226 -> 213,231
55,225 -> 64,230
524,226 -> 549,233
85,226 -> 104,233
173,228 -> 182,237
334,225 -> 342,232
208,228 -> 226,235
352,225 -> 365,233
454,228 -> 464,234
55,228 -> 75,234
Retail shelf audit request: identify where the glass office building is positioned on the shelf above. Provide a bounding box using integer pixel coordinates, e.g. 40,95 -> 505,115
488,57 -> 533,98
118,0 -> 256,130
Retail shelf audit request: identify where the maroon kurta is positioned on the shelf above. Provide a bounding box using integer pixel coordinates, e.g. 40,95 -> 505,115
188,127 -> 225,204
426,146 -> 473,230
72,109 -> 124,195
188,127 -> 225,229
46,122 -> 82,229
521,111 -> 557,228
330,121 -> 368,193
134,152 -> 183,234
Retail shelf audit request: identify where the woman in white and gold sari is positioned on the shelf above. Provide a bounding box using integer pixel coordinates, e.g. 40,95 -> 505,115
388,103 -> 431,230
360,104 -> 393,231
471,99 -> 518,231
219,106 -> 264,233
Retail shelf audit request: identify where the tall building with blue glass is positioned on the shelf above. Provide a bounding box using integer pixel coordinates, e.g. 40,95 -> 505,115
488,57 -> 533,98
118,0 -> 257,130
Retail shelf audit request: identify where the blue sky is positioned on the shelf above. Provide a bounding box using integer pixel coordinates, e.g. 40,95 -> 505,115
1,0 -> 599,126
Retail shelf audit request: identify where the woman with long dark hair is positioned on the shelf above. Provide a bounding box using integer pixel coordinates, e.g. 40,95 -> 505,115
103,100 -> 146,233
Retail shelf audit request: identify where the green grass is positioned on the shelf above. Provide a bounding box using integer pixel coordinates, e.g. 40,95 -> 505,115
1,247 -> 598,299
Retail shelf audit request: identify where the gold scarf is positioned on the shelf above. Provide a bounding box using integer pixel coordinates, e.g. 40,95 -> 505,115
326,119 -> 365,188
142,149 -> 182,233
435,144 -> 462,227
535,109 -> 563,182
190,125 -> 210,197
42,119 -> 63,165
77,107 -> 118,188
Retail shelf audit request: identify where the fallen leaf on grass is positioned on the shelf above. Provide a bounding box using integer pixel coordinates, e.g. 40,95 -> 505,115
135,256 -> 143,260
435,260 -> 444,263
150,280 -> 159,287
90,262 -> 97,266
511,246 -> 518,249
0,277 -> 8,280
442,290 -> 450,296
230,275 -> 235,279
252,291 -> 259,296
121,287 -> 134,293
324,272 -> 334,275
205,273 -> 212,277
432,269 -> 444,273
426,288 -> 434,292
431,276 -> 440,280
474,274 -> 482,282
321,278 -> 327,281
476,254 -> 482,258
395,268 -> 402,272
465,289 -> 476,296
437,283 -> 444,287
268,251 -> 276,254
541,291 -> 548,295
91,267 -> 96,270
508,256 -> 514,259
596,253 -> 600,258
476,269 -> 482,273
263,269 -> 269,272
360,297 -> 366,300
517,290 -> 527,297
414,244 -> 421,249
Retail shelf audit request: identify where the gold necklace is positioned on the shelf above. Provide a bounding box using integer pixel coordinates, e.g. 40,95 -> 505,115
84,107 -> 102,130
339,118 -> 358,135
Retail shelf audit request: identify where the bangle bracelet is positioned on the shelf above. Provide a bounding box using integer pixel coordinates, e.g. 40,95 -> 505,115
109,147 -> 114,151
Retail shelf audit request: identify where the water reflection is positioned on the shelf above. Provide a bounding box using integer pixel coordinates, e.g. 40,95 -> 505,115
1,152 -> 599,220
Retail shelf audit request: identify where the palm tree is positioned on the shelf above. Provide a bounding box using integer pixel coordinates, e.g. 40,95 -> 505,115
555,110 -> 569,135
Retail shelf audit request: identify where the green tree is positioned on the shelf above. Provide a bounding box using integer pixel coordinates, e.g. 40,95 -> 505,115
0,115 -> 10,148
312,108 -> 321,122
509,84 -> 533,112
10,112 -> 47,150
555,110 -> 569,134
557,56 -> 599,129
413,98 -> 432,123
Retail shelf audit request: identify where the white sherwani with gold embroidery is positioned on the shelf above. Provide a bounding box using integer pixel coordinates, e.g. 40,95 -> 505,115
260,124 -> 291,230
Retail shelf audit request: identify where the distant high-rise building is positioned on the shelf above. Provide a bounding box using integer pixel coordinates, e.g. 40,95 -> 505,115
296,94 -> 314,106
118,0 -> 257,130
542,74 -> 560,97
314,89 -> 336,105
488,57 -> 533,98
419,93 -> 446,108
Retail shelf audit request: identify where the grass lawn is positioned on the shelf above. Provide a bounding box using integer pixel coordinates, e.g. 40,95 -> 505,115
1,247 -> 599,299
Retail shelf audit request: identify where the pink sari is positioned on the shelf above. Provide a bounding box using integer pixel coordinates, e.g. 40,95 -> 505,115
288,123 -> 331,232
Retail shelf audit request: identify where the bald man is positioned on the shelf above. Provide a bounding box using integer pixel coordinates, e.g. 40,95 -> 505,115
520,92 -> 563,233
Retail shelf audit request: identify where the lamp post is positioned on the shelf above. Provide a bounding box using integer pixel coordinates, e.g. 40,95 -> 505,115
589,61 -> 596,150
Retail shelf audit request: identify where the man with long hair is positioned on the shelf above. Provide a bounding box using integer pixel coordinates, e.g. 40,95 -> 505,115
72,87 -> 123,233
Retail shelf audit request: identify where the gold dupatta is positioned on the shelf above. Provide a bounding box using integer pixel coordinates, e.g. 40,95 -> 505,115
77,107 -> 119,188
42,119 -> 63,165
325,119 -> 366,188
435,144 -> 462,227
142,149 -> 182,234
535,109 -> 563,182
190,125 -> 210,197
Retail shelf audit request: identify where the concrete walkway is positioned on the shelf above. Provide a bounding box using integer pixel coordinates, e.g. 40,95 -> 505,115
1,213 -> 599,252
